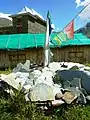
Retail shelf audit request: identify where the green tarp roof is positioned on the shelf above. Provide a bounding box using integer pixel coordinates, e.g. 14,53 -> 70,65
60,33 -> 90,47
0,33 -> 90,50
0,33 -> 59,50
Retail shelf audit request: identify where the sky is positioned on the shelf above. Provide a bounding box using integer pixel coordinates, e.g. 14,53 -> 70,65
0,0 -> 90,31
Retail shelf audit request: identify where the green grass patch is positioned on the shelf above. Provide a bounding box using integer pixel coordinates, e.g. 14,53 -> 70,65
85,63 -> 90,67
0,68 -> 12,75
0,70 -> 11,75
0,88 -> 90,120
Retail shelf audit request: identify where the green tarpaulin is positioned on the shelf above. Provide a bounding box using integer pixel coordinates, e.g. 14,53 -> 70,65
61,33 -> 90,47
0,33 -> 89,50
0,33 -> 59,50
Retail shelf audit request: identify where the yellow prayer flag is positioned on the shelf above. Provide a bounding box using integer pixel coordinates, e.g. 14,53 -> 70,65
54,36 -> 62,45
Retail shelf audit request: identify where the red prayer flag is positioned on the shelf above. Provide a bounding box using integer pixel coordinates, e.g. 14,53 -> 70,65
64,20 -> 74,39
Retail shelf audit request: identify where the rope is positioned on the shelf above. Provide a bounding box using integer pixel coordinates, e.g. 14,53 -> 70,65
55,2 -> 90,36
74,35 -> 83,44
18,34 -> 21,49
33,34 -> 37,48
62,2 -> 90,31
6,35 -> 11,49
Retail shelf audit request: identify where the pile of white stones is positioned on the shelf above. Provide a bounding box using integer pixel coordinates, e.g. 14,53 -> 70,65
0,60 -> 90,105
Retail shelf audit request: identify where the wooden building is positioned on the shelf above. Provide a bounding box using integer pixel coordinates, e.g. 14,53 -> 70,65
0,6 -> 46,35
0,7 -> 90,68
0,33 -> 58,68
52,33 -> 90,64
0,33 -> 90,68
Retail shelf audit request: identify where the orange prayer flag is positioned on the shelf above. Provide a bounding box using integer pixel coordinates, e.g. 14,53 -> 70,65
64,20 -> 74,39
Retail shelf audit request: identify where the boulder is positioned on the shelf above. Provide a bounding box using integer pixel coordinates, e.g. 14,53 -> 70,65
29,83 -> 56,101
55,92 -> 63,100
20,60 -> 30,72
62,91 -> 77,104
13,63 -> 23,73
54,70 -> 90,93
13,60 -> 30,73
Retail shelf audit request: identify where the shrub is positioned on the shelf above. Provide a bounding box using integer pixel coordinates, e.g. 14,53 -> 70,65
0,88 -> 90,120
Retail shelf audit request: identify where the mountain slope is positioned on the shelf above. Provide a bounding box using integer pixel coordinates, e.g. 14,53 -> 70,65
75,22 -> 90,38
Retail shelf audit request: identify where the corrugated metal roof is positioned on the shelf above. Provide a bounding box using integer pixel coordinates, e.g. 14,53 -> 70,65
61,33 -> 90,47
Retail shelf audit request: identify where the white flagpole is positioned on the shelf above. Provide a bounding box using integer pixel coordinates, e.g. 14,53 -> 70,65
44,12 -> 50,67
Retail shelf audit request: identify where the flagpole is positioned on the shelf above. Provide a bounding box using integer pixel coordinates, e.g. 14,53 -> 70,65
62,2 -> 90,31
44,11 -> 50,67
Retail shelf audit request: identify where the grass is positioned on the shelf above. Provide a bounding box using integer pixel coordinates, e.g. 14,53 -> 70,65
85,63 -> 90,67
0,88 -> 90,120
0,68 -> 12,75
0,70 -> 11,75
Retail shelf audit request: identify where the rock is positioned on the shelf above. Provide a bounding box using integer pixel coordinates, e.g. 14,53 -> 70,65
29,70 -> 41,85
23,84 -> 32,91
15,72 -> 30,87
70,77 -> 81,88
2,61 -> 90,106
20,60 -> 30,72
35,71 -> 54,86
63,87 -> 87,104
86,96 -> 90,101
54,70 -> 90,93
55,92 -> 63,100
29,83 -> 55,101
2,73 -> 19,90
53,84 -> 62,95
1,72 -> 30,91
59,62 -> 84,70
84,66 -> 90,71
25,93 -> 30,101
13,60 -> 30,73
77,92 -> 87,104
15,72 -> 29,79
61,63 -> 68,68
13,63 -> 23,73
62,91 -> 77,104
64,87 -> 81,97
52,100 -> 65,107
49,62 -> 61,72
63,81 -> 71,89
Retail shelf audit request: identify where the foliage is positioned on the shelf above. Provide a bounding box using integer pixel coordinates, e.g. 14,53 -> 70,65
69,65 -> 79,70
0,67 -> 12,75
85,63 -> 90,67
0,89 -> 55,120
0,88 -> 90,120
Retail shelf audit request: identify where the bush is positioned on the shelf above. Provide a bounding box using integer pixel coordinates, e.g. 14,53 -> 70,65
0,88 -> 90,120
0,89 -> 55,120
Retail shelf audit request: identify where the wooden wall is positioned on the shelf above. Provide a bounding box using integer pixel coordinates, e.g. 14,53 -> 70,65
51,46 -> 90,64
0,48 -> 44,68
0,45 -> 90,68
